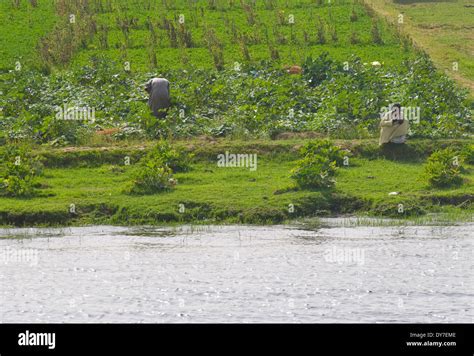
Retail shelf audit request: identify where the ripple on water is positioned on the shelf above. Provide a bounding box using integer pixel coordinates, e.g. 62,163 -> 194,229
0,223 -> 472,322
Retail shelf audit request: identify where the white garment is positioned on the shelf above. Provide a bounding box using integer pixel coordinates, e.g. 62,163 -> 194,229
146,78 -> 170,118
390,135 -> 406,144
379,114 -> 409,145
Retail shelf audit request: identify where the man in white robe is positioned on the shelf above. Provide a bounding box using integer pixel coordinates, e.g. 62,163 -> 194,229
145,78 -> 170,118
379,103 -> 409,145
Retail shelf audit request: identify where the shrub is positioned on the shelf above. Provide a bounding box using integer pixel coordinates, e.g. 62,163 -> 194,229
299,139 -> 346,165
291,140 -> 345,189
302,52 -> 335,87
127,141 -> 191,195
129,161 -> 175,195
423,148 -> 463,187
291,155 -> 337,188
147,141 -> 192,172
329,25 -> 338,42
0,145 -> 44,197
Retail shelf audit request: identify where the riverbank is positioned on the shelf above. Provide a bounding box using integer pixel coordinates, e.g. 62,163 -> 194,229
0,137 -> 472,227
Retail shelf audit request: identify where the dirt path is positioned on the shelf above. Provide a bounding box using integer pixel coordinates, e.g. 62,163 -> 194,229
363,0 -> 474,97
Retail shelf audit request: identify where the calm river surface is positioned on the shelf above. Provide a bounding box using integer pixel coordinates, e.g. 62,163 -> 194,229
0,222 -> 472,323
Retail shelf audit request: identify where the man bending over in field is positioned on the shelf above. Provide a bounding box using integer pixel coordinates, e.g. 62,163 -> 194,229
379,103 -> 409,146
145,77 -> 170,119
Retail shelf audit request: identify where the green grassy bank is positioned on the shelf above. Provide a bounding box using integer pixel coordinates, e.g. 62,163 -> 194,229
0,138 -> 472,227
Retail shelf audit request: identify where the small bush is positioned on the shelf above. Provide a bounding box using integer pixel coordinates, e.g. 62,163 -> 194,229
147,141 -> 192,172
302,52 -> 335,87
423,148 -> 463,187
300,139 -> 346,165
0,145 -> 44,197
291,140 -> 346,189
128,160 -> 175,195
316,18 -> 326,44
127,141 -> 190,195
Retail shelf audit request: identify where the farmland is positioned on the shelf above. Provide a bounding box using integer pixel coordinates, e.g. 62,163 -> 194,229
1,0 -> 470,141
0,0 -> 57,70
0,0 -> 472,226
2,0 -> 416,72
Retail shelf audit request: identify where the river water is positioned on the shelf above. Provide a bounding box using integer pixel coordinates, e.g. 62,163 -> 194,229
0,222 -> 472,323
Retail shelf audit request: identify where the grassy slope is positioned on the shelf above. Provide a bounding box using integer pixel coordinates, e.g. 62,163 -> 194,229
0,138 -> 472,226
363,0 -> 474,95
0,1 -> 57,70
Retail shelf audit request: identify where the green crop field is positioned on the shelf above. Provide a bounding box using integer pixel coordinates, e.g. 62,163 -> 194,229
0,0 -> 472,226
0,0 -> 57,70
1,0 -> 415,72
70,0 -> 413,71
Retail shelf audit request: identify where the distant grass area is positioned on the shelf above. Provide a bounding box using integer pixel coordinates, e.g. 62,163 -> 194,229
363,0 -> 474,95
0,1 -> 57,71
0,138 -> 471,226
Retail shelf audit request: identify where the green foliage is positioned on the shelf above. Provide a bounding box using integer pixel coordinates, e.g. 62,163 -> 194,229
0,0 -> 471,142
302,52 -> 336,87
0,144 -> 44,197
371,21 -> 384,45
460,144 -> 474,165
128,160 -> 175,195
127,140 -> 190,195
0,55 -> 470,142
423,148 -> 463,188
300,139 -> 347,165
291,140 -> 346,188
147,141 -> 193,172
